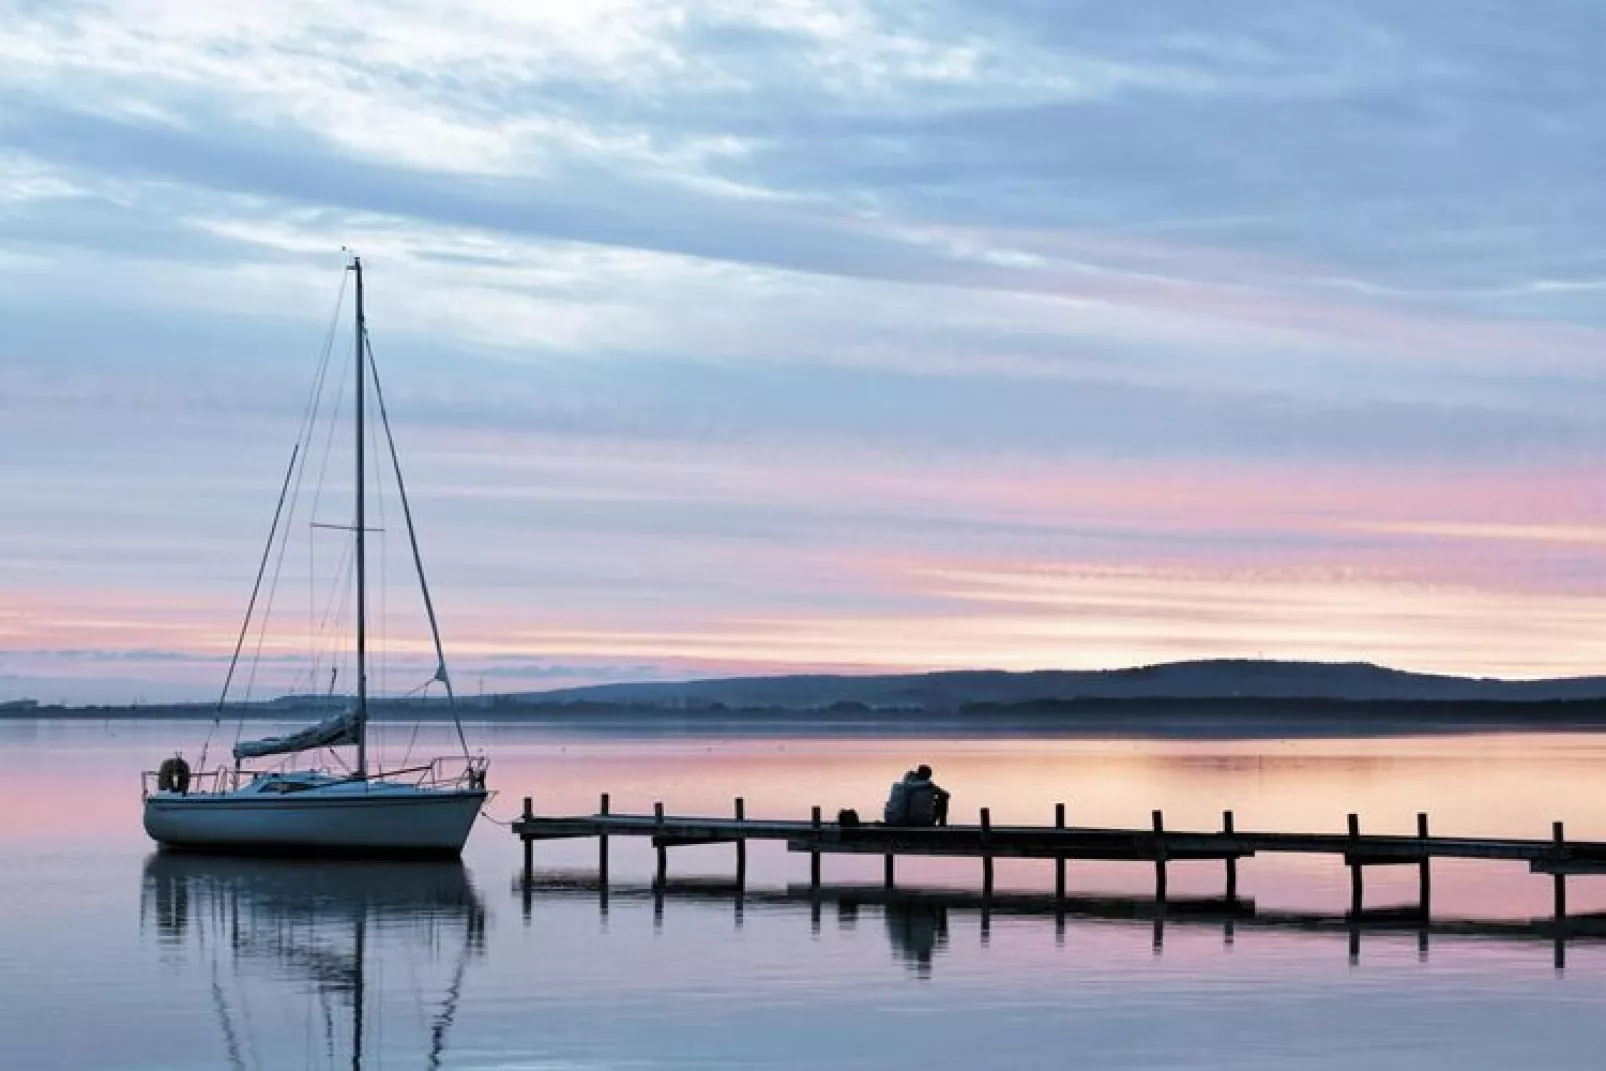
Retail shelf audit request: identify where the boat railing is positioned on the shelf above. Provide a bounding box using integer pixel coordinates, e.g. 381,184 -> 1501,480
370,754 -> 489,790
142,756 -> 487,798
140,766 -> 242,799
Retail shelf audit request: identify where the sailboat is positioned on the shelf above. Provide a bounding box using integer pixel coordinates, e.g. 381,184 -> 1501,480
143,256 -> 488,857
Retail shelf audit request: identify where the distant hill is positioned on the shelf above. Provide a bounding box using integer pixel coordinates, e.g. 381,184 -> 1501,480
519,659 -> 1606,711
12,659 -> 1606,723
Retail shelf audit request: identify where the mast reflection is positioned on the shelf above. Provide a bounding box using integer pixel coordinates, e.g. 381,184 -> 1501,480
142,854 -> 485,1070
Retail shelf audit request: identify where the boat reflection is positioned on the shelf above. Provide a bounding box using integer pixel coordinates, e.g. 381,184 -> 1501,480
142,854 -> 485,1070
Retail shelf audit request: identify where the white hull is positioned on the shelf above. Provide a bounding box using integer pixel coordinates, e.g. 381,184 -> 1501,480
145,781 -> 487,857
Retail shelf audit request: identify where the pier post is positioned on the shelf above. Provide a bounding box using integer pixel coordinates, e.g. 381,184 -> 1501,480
1347,813 -> 1363,916
521,796 -> 534,880
1152,810 -> 1167,902
980,807 -> 995,897
598,793 -> 610,885
884,853 -> 895,889
1346,815 -> 1363,963
1054,803 -> 1067,902
1416,812 -> 1431,915
1223,810 -> 1237,901
734,798 -> 747,888
654,801 -> 667,885
1222,811 -> 1236,946
1553,821 -> 1568,922
1554,821 -> 1568,969
733,797 -> 746,926
808,806 -> 822,931
810,806 -> 822,890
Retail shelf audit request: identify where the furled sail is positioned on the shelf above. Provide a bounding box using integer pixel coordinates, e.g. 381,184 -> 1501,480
233,712 -> 360,761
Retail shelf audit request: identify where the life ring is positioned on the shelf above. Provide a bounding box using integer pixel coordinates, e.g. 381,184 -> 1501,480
157,756 -> 192,795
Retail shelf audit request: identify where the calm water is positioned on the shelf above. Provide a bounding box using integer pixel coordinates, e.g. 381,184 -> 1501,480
6,718 -> 1606,1069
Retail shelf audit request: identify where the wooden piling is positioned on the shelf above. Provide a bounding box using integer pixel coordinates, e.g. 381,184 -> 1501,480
519,797 -> 533,921
1223,810 -> 1237,901
884,853 -> 896,889
980,807 -> 994,897
1416,812 -> 1431,913
1152,810 -> 1167,901
1554,821 -> 1568,922
809,810 -> 823,932
1347,813 -> 1363,916
734,800 -> 746,924
598,793 -> 610,885
654,801 -> 667,884
521,796 -> 534,879
978,806 -> 994,936
1554,823 -> 1567,972
734,798 -> 747,887
810,806 -> 822,889
1554,821 -> 1568,972
1054,803 -> 1067,901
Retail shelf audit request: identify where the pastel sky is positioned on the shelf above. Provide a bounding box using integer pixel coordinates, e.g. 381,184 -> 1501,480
5,1 -> 1606,703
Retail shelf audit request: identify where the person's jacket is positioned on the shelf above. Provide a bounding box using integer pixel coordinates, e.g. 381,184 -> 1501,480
883,773 -> 914,824
884,771 -> 948,825
905,778 -> 947,825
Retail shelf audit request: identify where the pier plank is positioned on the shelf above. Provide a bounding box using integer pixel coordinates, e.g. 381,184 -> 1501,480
512,810 -> 1606,876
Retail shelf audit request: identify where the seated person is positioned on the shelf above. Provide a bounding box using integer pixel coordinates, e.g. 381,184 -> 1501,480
883,764 -> 951,826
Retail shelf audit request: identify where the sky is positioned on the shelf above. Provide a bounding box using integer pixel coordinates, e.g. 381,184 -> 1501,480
4,0 -> 1606,704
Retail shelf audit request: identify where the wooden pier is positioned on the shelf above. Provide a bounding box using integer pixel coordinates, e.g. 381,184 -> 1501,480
512,795 -> 1606,924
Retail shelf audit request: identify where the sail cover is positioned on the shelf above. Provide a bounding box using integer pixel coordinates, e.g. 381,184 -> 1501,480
234,712 -> 360,761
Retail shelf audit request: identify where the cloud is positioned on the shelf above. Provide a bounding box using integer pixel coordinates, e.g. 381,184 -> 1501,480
6,1 -> 1606,701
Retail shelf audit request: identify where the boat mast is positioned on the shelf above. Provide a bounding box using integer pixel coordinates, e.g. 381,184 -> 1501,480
352,256 -> 369,779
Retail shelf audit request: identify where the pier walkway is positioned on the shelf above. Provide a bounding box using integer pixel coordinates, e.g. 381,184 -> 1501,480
512,794 -> 1606,920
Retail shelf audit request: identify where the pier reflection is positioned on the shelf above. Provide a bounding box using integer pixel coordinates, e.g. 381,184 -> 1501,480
514,869 -> 1606,971
142,855 -> 485,1069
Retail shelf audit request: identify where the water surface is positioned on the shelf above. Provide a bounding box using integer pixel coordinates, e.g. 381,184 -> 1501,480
5,719 -> 1606,1069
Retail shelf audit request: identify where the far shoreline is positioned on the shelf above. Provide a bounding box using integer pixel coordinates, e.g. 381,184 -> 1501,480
7,695 -> 1606,740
